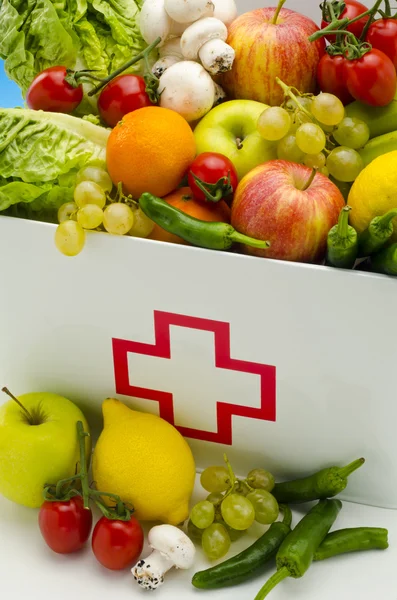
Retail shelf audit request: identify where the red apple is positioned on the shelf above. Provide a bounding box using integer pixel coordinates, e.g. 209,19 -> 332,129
231,161 -> 345,263
221,5 -> 325,106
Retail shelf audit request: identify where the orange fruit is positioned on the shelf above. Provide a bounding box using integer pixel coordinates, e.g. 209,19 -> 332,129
149,187 -> 231,245
106,107 -> 196,199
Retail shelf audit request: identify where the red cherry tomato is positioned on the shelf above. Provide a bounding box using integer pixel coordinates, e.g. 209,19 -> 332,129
26,66 -> 83,113
38,496 -> 93,554
317,53 -> 354,105
366,19 -> 397,69
321,0 -> 369,43
98,75 -> 154,128
343,48 -> 397,107
188,153 -> 239,204
92,516 -> 144,570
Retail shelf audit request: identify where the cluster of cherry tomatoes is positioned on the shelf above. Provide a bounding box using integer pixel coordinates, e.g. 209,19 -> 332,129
38,494 -> 144,570
317,0 -> 397,107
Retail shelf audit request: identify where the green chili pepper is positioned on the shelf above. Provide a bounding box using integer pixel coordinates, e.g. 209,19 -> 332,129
370,242 -> 397,275
191,505 -> 292,590
272,458 -> 365,504
314,527 -> 389,561
254,499 -> 342,600
138,192 -> 270,251
358,209 -> 397,257
326,206 -> 358,269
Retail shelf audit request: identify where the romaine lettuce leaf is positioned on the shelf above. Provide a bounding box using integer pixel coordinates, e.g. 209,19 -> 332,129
0,108 -> 110,220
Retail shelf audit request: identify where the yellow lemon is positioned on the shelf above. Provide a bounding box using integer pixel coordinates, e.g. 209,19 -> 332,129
92,399 -> 196,525
348,151 -> 397,237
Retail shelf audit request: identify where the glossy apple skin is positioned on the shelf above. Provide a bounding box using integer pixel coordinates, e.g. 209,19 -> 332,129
222,8 -> 326,106
231,160 -> 345,263
194,100 -> 277,181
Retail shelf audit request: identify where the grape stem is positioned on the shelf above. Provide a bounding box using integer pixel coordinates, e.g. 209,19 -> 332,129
276,78 -> 313,122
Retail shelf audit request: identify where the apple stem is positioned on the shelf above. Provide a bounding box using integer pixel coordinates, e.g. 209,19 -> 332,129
302,168 -> 317,191
236,137 -> 244,150
2,387 -> 34,425
76,421 -> 91,510
272,0 -> 287,24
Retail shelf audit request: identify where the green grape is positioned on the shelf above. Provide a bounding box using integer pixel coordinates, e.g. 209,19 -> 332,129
285,96 -> 313,113
55,220 -> 85,257
246,490 -> 279,525
327,147 -> 364,183
236,481 -> 251,496
214,517 -> 244,541
77,204 -> 104,230
202,524 -> 231,560
207,492 -> 224,505
311,93 -> 345,126
277,135 -> 305,163
221,494 -> 255,531
200,466 -> 230,493
129,208 -> 155,238
74,181 -> 106,209
58,202 -> 77,224
103,203 -> 135,235
333,117 -> 370,150
257,107 -> 291,142
187,519 -> 203,542
330,176 -> 353,200
320,123 -> 335,134
76,166 -> 113,193
320,166 -> 330,177
304,152 -> 326,169
296,123 -> 326,154
246,469 -> 275,493
190,501 -> 215,529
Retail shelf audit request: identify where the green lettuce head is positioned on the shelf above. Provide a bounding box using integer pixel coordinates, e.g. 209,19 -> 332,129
0,108 -> 110,221
0,0 -> 147,115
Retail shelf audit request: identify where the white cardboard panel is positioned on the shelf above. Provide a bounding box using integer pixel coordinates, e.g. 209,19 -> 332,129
1,217 -> 397,509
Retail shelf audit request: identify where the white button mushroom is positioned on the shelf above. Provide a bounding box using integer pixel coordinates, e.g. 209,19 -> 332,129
213,82 -> 227,106
164,0 -> 215,24
213,0 -> 238,27
152,37 -> 184,77
140,0 -> 172,47
158,60 -> 216,122
181,17 -> 235,75
131,525 -> 196,591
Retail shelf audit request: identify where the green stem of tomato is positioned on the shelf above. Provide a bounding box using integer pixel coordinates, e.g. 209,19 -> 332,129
88,36 -> 162,97
76,421 -> 91,510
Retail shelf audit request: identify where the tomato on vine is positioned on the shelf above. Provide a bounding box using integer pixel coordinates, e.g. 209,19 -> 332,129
317,53 -> 354,105
98,75 -> 154,128
188,153 -> 239,204
321,0 -> 369,43
26,66 -> 84,113
39,496 -> 93,554
92,515 -> 144,570
366,19 -> 397,68
343,48 -> 397,107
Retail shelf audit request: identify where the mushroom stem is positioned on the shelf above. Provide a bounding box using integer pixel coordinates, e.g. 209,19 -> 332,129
132,551 -> 175,590
199,38 -> 235,74
152,55 -> 182,77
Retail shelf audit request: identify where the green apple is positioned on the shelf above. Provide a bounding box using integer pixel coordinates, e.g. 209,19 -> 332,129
194,100 -> 278,180
0,388 -> 91,508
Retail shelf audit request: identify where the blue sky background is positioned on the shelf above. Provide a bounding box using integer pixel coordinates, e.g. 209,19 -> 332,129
0,60 -> 24,107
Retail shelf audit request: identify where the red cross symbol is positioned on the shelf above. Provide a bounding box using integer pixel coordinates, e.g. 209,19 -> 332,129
112,311 -> 276,446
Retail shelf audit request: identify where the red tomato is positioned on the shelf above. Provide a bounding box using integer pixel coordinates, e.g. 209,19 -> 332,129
26,66 -> 83,113
38,496 -> 93,554
321,0 -> 369,42
98,75 -> 154,128
317,53 -> 354,105
188,153 -> 239,203
92,516 -> 144,570
343,48 -> 397,107
366,19 -> 397,69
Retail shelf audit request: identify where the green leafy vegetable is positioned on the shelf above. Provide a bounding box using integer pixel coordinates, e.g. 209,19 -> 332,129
0,108 -> 110,221
0,0 -> 147,115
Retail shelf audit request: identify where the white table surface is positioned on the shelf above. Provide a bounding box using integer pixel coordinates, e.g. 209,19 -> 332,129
1,476 -> 396,600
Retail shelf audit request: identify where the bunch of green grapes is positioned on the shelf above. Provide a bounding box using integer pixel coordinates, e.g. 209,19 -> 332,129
55,166 -> 155,257
188,461 -> 279,560
257,92 -> 370,191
